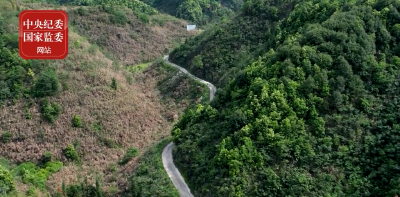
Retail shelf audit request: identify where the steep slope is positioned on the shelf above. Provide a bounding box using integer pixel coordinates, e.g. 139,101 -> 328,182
125,60 -> 210,197
160,55 -> 216,197
128,137 -> 181,197
169,0 -> 296,86
0,1 -> 200,195
52,0 -> 236,25
139,0 -> 237,25
171,0 -> 400,196
67,5 -> 197,65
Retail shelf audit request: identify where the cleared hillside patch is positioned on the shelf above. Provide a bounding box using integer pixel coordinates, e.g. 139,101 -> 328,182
67,5 -> 198,65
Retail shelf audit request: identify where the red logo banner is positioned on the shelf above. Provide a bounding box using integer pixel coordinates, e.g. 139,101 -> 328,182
19,10 -> 68,59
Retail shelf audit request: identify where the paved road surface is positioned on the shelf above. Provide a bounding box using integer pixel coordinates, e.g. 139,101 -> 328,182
162,142 -> 193,197
161,55 -> 216,197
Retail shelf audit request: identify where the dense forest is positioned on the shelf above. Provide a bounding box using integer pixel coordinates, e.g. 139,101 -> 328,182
137,0 -> 238,25
171,0 -> 400,196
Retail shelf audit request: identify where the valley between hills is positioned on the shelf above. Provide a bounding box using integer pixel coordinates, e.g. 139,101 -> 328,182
1,0 -> 400,197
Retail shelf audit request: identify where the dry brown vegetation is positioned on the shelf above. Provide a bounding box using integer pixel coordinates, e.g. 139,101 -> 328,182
0,2 -> 201,194
68,6 -> 199,65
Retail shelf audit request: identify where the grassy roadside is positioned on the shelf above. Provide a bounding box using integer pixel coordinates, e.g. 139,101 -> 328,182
126,137 -> 179,197
190,77 -> 211,104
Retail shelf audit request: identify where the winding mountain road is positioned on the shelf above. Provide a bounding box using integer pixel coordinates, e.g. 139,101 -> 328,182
161,55 -> 216,197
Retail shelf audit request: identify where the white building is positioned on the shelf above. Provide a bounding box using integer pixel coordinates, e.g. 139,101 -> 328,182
187,25 -> 196,31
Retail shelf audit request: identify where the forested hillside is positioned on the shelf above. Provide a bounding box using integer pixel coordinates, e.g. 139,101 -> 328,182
138,0 -> 238,25
172,0 -> 400,196
169,0 -> 296,86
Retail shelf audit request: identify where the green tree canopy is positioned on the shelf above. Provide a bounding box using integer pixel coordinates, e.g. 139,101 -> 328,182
33,69 -> 60,98
0,165 -> 15,195
171,0 -> 400,196
177,0 -> 203,22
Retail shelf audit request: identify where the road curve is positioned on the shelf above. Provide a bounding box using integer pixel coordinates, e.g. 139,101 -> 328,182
161,55 -> 216,197
163,55 -> 216,101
